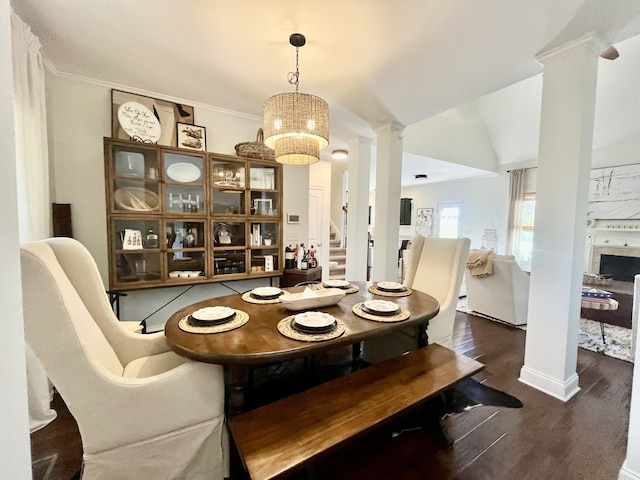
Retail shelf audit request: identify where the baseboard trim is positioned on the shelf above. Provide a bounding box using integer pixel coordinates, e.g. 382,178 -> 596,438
518,366 -> 580,401
619,462 -> 640,480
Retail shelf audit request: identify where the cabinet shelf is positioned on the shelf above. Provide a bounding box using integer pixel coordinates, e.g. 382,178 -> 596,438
105,138 -> 283,291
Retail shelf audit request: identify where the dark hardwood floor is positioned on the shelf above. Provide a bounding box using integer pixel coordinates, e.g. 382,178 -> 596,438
31,311 -> 633,480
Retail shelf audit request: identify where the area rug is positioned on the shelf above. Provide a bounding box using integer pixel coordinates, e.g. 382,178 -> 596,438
457,297 -> 634,363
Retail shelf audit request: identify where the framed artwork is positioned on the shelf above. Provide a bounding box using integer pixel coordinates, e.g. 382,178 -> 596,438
111,89 -> 194,146
177,123 -> 206,152
416,207 -> 434,236
253,198 -> 273,215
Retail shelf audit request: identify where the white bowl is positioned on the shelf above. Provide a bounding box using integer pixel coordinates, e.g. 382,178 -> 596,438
188,271 -> 202,278
169,271 -> 181,278
178,272 -> 190,278
280,288 -> 346,311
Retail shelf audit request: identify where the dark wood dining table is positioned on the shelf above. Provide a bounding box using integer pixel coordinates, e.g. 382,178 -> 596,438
164,280 -> 440,413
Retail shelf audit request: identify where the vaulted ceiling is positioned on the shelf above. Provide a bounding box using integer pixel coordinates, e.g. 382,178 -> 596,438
11,0 -> 640,185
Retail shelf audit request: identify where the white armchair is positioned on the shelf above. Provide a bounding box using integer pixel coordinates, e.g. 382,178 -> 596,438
364,235 -> 471,363
464,254 -> 529,326
21,238 -> 229,479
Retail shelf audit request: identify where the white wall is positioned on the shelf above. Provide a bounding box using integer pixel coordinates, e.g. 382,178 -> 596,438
370,173 -> 508,251
45,72 -> 315,329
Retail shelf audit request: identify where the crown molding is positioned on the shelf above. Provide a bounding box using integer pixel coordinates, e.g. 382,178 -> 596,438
43,59 -> 262,122
535,32 -> 608,66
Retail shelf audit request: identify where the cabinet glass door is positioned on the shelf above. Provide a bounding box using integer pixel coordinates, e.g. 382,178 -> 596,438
112,219 -> 162,284
111,145 -> 161,213
166,220 -> 206,281
163,152 -> 205,214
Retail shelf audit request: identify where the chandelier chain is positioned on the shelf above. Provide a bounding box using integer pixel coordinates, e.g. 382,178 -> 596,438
287,46 -> 300,93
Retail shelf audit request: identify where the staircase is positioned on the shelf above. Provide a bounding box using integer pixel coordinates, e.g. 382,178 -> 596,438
328,234 -> 346,280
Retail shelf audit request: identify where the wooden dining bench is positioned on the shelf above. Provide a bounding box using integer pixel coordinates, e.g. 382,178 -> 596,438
229,343 -> 484,480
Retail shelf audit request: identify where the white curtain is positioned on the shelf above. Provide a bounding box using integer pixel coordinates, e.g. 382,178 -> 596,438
12,11 -> 56,433
506,169 -> 525,256
12,11 -> 50,242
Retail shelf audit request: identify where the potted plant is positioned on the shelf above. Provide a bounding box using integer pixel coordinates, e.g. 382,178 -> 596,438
264,229 -> 275,246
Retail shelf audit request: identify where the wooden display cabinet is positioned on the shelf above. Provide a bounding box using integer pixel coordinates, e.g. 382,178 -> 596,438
104,138 -> 283,291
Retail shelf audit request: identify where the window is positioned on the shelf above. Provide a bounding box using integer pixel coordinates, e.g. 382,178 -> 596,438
518,193 -> 535,271
436,202 -> 462,238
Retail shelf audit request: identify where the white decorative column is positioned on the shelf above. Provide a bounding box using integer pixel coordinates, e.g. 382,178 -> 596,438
519,35 -> 603,401
346,136 -> 372,281
372,122 -> 404,281
1,6 -> 32,478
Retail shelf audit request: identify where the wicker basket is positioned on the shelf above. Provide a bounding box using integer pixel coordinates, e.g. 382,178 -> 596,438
234,128 -> 275,160
583,274 -> 613,286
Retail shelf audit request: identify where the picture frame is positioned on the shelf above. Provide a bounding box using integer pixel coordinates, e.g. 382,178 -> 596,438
177,122 -> 207,152
416,207 -> 434,236
253,198 -> 273,215
111,89 -> 194,146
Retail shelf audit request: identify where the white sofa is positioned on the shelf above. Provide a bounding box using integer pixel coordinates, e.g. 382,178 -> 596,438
464,254 -> 529,326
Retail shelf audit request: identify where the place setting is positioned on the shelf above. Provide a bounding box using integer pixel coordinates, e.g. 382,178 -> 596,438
178,306 -> 249,334
352,299 -> 410,323
368,281 -> 412,297
241,286 -> 284,304
317,279 -> 359,294
277,311 -> 346,342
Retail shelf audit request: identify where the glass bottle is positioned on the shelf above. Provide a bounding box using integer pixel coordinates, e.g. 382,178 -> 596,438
145,229 -> 158,248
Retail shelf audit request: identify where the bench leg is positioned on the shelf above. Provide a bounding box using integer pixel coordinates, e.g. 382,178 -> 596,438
421,393 -> 454,447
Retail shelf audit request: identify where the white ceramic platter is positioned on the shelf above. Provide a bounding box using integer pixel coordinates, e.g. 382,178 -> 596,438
167,162 -> 201,183
323,279 -> 351,288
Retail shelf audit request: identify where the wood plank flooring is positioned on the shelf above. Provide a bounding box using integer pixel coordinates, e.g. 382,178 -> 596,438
30,311 -> 634,480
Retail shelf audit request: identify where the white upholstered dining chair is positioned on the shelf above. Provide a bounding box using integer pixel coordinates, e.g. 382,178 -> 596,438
364,235 -> 471,363
21,238 -> 228,479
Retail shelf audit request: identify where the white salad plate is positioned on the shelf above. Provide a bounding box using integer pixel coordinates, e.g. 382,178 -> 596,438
191,306 -> 235,322
251,286 -> 282,298
293,311 -> 336,329
363,299 -> 400,314
167,162 -> 201,183
323,279 -> 351,288
376,281 -> 405,291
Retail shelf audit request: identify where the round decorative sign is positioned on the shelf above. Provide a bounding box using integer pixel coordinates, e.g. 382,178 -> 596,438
117,101 -> 161,143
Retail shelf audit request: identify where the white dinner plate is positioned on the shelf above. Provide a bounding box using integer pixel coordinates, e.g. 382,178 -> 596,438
323,279 -> 351,288
376,281 -> 405,291
191,306 -> 235,321
293,311 -> 336,329
167,162 -> 201,183
364,299 -> 400,314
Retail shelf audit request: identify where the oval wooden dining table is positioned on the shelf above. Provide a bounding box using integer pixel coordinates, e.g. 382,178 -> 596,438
164,280 -> 439,413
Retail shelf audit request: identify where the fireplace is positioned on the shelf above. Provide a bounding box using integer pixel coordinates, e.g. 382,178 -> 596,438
599,254 -> 640,282
591,245 -> 640,280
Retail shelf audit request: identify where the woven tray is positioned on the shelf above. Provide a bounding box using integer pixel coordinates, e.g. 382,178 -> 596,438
234,128 -> 275,160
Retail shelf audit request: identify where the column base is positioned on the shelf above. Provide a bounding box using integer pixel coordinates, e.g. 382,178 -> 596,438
518,365 -> 580,401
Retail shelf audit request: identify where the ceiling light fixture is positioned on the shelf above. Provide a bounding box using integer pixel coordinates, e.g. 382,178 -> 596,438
263,33 -> 329,165
331,149 -> 349,160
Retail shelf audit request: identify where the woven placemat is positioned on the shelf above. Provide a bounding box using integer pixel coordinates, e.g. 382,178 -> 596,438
367,285 -> 412,297
352,303 -> 411,323
178,310 -> 249,334
277,316 -> 346,342
241,291 -> 282,304
317,283 -> 360,294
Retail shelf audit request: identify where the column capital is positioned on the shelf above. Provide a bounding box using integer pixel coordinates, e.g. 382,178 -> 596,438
374,121 -> 406,138
536,32 -> 607,66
